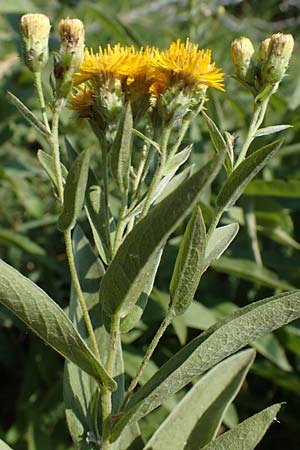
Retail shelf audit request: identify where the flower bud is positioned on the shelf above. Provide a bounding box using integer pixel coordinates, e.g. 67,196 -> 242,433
231,37 -> 255,84
58,18 -> 85,69
20,13 -> 51,72
54,18 -> 85,98
261,33 -> 294,85
258,38 -> 271,64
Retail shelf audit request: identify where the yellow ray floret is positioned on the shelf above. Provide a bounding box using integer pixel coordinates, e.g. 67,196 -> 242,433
153,39 -> 224,92
69,86 -> 94,118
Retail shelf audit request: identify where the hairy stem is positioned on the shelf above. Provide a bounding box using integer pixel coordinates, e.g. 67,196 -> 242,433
235,87 -> 275,168
51,100 -> 100,358
33,71 -> 51,133
64,228 -> 100,358
101,144 -> 113,261
101,313 -> 121,450
140,126 -> 172,220
121,306 -> 175,410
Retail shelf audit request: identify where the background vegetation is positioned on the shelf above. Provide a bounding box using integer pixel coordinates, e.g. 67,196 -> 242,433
1,0 -> 300,448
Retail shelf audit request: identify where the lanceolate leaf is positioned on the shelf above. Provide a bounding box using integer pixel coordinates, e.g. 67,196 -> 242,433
204,223 -> 239,271
217,139 -> 283,210
111,290 -> 300,440
120,248 -> 163,333
37,149 -> 68,189
255,125 -> 292,137
100,153 -> 224,318
200,403 -> 282,450
202,111 -> 232,173
58,149 -> 90,231
7,91 -> 51,138
163,145 -> 192,175
170,206 -> 206,315
0,259 -> 116,391
143,350 -> 255,450
111,102 -> 133,193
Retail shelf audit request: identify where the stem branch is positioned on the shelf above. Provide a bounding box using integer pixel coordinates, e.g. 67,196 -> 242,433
121,306 -> 175,410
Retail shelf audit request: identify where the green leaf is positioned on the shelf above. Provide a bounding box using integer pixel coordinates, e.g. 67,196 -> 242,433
155,165 -> 194,204
143,350 -> 255,450
202,111 -> 233,173
64,227 -> 123,448
120,249 -> 163,333
170,206 -> 206,315
244,179 -> 300,198
255,125 -> 292,137
7,92 -> 50,138
217,139 -> 283,210
111,102 -> 133,193
132,129 -> 160,154
212,256 -> 293,290
204,223 -> 239,271
111,290 -> 300,440
37,149 -> 68,190
0,228 -> 45,256
0,258 -> 116,391
200,403 -> 282,450
100,152 -> 224,318
163,145 -> 192,175
85,183 -> 110,265
58,149 -> 90,231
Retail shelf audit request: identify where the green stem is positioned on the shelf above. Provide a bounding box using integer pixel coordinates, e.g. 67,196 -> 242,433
113,193 -> 128,256
64,228 -> 100,358
140,126 -> 172,220
234,88 -> 274,168
120,306 -> 175,410
51,99 -> 65,203
167,116 -> 190,161
101,313 -> 121,450
101,144 -> 113,261
50,100 -> 100,359
33,71 -> 51,133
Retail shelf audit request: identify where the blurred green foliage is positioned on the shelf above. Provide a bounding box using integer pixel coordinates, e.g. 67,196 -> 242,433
1,0 -> 300,449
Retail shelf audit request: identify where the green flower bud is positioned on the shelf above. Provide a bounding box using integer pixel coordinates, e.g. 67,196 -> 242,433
20,13 -> 51,73
54,18 -> 85,98
58,18 -> 85,70
261,33 -> 294,85
231,37 -> 255,84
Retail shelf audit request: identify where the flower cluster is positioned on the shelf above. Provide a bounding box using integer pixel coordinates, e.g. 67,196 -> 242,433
231,33 -> 294,94
69,39 -> 224,127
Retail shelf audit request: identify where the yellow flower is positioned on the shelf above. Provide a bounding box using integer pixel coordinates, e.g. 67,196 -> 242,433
69,86 -> 94,118
153,39 -> 224,93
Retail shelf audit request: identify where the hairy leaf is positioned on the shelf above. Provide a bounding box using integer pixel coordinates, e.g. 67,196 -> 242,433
170,206 -> 206,315
58,149 -> 90,231
0,259 -> 116,391
100,153 -> 224,318
217,139 -> 283,210
144,350 -> 255,450
111,290 -> 300,439
200,403 -> 282,450
111,102 -> 133,193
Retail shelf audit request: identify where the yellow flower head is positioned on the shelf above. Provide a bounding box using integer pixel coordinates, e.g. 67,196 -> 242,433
153,39 -> 224,93
69,86 -> 94,118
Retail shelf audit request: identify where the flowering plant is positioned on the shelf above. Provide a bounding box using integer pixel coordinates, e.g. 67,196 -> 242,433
0,13 -> 298,450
